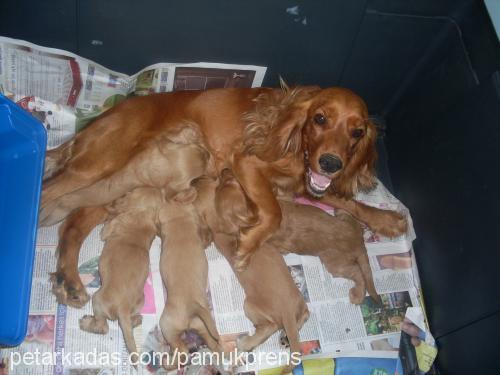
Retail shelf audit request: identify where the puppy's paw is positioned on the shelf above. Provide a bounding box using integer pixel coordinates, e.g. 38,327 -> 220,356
348,286 -> 366,305
236,333 -> 252,352
370,210 -> 408,238
279,331 -> 290,349
50,272 -> 90,308
79,315 -> 108,334
79,315 -> 97,332
131,314 -> 143,328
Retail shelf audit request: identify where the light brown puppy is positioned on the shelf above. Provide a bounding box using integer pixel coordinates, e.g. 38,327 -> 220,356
49,124 -> 211,306
158,198 -> 222,369
193,173 -> 308,374
269,201 -> 380,305
40,123 -> 210,226
79,188 -> 163,361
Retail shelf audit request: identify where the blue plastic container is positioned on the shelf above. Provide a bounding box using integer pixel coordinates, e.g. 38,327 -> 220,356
0,94 -> 46,346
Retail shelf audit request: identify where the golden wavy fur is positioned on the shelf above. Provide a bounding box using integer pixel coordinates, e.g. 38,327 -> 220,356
242,84 -> 378,199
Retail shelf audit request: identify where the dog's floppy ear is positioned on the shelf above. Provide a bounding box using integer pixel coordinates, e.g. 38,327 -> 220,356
243,86 -> 321,162
215,173 -> 259,231
334,119 -> 378,197
232,194 -> 258,228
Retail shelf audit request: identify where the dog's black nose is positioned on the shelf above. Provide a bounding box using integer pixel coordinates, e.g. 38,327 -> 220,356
319,154 -> 343,173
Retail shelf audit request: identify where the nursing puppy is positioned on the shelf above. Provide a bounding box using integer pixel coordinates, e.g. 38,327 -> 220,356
158,197 -> 223,369
79,188 -> 164,362
194,173 -> 309,374
269,201 -> 380,305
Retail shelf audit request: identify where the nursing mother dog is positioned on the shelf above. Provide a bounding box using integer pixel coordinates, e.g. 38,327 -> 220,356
40,85 -> 407,277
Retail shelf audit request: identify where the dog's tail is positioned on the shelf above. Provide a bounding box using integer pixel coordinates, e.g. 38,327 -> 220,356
118,314 -> 139,364
280,312 -> 303,375
194,303 -> 220,342
43,139 -> 75,181
358,250 -> 381,305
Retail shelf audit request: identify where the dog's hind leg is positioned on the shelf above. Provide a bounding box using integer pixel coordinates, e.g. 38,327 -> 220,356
238,301 -> 278,352
159,309 -> 190,370
43,139 -> 75,181
51,206 -> 109,308
236,322 -> 278,352
321,253 -> 366,305
357,251 -> 381,304
119,313 -> 140,362
79,290 -> 110,334
190,316 -> 224,353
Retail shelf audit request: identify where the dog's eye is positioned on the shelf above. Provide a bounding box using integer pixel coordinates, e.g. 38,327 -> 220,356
352,128 -> 364,138
313,113 -> 326,125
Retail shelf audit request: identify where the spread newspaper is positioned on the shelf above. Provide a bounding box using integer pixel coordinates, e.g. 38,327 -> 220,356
0,36 -> 437,375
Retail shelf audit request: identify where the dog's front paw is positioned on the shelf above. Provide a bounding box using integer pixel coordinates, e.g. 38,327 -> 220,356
50,272 -> 90,308
370,210 -> 407,238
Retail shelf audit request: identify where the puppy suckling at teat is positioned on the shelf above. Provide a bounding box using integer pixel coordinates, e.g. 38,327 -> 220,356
269,200 -> 380,305
78,188 -> 164,362
193,172 -> 309,374
157,195 -> 223,370
40,123 -> 211,227
49,123 -> 211,308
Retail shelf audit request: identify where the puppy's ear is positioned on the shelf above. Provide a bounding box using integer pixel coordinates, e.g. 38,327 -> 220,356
232,196 -> 259,228
163,121 -> 203,145
172,186 -> 198,204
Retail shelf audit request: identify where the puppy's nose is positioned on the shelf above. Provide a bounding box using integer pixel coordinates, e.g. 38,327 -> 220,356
319,154 -> 343,173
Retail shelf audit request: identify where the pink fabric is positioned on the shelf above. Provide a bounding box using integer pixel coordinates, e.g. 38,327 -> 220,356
294,195 -> 335,213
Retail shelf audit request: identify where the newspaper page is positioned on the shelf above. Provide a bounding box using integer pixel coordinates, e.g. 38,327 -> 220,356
0,35 -> 434,374
0,36 -> 266,149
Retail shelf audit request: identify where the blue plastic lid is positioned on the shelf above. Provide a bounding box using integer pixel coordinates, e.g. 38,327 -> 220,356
0,94 -> 46,346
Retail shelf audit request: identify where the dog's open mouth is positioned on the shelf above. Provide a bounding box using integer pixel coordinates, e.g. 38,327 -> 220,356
305,167 -> 331,198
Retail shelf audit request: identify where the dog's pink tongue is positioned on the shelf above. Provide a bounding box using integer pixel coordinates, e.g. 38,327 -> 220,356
310,169 -> 331,188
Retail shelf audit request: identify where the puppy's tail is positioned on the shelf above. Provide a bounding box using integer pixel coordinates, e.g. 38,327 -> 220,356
194,303 -> 220,342
118,315 -> 139,364
280,313 -> 303,375
358,250 -> 381,305
44,139 -> 75,181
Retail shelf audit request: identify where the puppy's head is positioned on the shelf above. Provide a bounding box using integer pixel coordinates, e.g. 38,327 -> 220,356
159,123 -> 214,200
107,187 -> 163,215
214,169 -> 258,234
